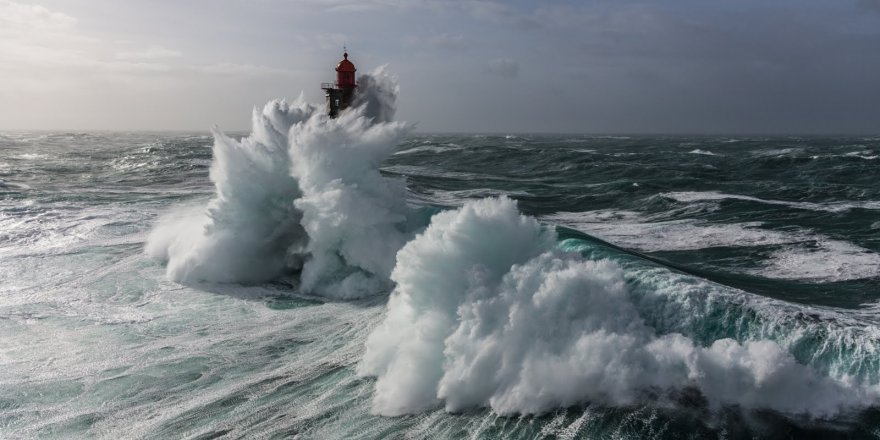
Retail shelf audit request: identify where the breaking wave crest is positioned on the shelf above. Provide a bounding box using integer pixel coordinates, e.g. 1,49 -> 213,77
359,196 -> 879,417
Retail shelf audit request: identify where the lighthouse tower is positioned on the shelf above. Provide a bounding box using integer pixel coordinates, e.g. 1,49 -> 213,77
321,50 -> 357,118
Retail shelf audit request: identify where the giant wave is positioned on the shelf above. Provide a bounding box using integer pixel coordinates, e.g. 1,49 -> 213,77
146,68 -> 880,422
147,67 -> 413,298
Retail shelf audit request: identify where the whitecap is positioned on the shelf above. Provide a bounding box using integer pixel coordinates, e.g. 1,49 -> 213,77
662,191 -> 880,213
756,240 -> 880,283
688,149 -> 720,156
393,145 -> 459,155
543,210 -> 880,282
14,153 -> 50,160
542,211 -> 795,252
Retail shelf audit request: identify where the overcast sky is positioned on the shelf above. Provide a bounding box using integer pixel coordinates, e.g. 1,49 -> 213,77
1,0 -> 879,133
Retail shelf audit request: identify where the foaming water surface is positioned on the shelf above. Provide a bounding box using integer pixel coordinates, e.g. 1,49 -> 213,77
3,80 -> 880,438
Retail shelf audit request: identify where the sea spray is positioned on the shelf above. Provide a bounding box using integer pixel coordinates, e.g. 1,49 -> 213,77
351,66 -> 399,124
147,68 -> 411,296
359,196 -> 878,417
359,196 -> 557,414
290,107 -> 410,298
145,99 -> 311,283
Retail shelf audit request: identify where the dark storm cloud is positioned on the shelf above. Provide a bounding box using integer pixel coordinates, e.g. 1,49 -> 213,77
476,1 -> 880,133
859,0 -> 880,12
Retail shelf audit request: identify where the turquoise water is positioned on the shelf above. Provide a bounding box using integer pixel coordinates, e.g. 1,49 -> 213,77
2,130 -> 880,438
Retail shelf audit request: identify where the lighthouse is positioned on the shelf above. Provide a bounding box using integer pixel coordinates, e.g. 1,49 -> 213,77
321,50 -> 357,118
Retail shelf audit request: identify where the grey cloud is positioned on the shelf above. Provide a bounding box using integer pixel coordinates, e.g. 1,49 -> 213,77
461,0 -> 540,29
485,58 -> 518,78
404,33 -> 467,50
294,33 -> 348,51
859,0 -> 880,12
429,33 -> 466,49
115,45 -> 182,60
858,0 -> 880,13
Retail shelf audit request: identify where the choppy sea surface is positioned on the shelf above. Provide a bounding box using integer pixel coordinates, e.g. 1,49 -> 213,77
2,129 -> 880,439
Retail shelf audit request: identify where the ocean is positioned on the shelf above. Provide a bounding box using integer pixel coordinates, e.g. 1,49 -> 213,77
2,71 -> 880,439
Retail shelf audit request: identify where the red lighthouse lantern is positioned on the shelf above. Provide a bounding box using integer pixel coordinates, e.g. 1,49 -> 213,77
336,52 -> 356,89
321,49 -> 358,118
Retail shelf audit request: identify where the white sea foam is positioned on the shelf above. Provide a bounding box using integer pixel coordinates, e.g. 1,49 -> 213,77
0,203 -> 137,260
146,98 -> 311,284
663,191 -> 880,213
844,150 -> 879,160
811,151 -> 879,161
360,197 -> 878,416
393,145 -> 460,155
414,188 -> 533,208
290,102 -> 410,298
751,147 -> 801,156
381,165 -> 489,181
758,239 -> 880,283
146,68 -> 411,297
543,210 -> 880,282
0,179 -> 29,190
688,149 -> 720,156
13,153 -> 50,160
351,66 -> 399,124
543,211 -> 793,252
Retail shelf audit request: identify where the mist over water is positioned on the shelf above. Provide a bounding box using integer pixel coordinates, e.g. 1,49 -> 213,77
2,69 -> 880,438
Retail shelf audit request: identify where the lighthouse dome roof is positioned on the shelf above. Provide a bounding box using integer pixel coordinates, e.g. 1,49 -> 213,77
336,52 -> 356,72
